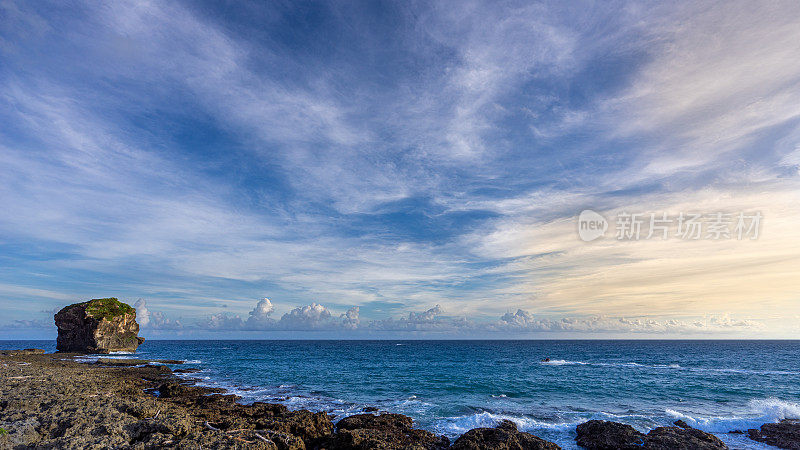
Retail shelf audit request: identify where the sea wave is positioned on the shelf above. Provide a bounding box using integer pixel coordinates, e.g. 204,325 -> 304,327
433,411 -> 581,435
666,398 -> 800,433
539,359 -> 588,366
539,359 -> 647,368
432,400 -> 799,449
175,374 -> 365,416
74,354 -> 137,363
539,359 -> 800,375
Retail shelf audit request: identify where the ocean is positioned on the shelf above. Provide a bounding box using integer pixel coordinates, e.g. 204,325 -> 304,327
3,339 -> 799,449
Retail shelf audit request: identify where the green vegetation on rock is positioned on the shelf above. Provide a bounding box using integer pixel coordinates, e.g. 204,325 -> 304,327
83,298 -> 135,321
0,427 -> 8,436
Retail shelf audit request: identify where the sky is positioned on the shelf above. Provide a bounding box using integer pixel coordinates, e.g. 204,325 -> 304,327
1,0 -> 799,339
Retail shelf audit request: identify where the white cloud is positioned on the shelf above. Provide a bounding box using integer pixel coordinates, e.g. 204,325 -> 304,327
250,298 -> 275,318
460,184 -> 800,321
135,299 -> 182,330
594,1 -> 800,186
2,297 -> 766,336
191,299 -> 763,335
367,305 -> 451,331
2,1 -> 799,337
407,304 -> 444,324
278,303 -> 332,330
244,298 -> 276,329
340,306 -> 360,330
0,284 -> 77,302
490,310 -> 763,333
196,299 -> 360,331
418,2 -> 578,159
0,319 -> 51,330
134,299 -> 150,327
201,312 -> 246,331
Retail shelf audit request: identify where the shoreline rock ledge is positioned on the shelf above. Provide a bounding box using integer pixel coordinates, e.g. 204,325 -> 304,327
54,297 -> 144,353
575,419 -> 726,449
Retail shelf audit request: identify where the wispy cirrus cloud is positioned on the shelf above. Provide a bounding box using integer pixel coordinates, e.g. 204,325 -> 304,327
1,0 -> 799,337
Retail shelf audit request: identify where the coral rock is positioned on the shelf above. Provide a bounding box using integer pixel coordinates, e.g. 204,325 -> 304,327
54,298 -> 144,353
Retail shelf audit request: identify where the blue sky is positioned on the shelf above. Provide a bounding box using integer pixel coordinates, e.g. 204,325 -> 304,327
1,0 -> 799,339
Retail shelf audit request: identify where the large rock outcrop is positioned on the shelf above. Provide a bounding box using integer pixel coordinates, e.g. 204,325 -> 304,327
575,420 -> 726,449
54,298 -> 144,353
330,413 -> 450,449
451,419 -> 561,449
748,420 -> 800,449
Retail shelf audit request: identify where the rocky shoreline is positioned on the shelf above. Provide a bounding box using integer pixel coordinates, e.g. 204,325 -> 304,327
1,350 -> 798,449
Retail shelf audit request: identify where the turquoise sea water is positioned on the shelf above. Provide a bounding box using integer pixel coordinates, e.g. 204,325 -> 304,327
4,340 -> 799,448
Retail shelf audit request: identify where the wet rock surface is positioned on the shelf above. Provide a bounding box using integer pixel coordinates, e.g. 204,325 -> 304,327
94,358 -> 152,366
0,349 -> 44,356
0,352 -> 331,449
748,420 -> 800,449
575,420 -> 643,449
450,419 -> 561,449
0,352 -> 471,450
643,426 -> 728,449
575,419 -> 727,449
54,298 -> 144,353
94,358 -> 185,366
1,351 -> 748,450
331,413 -> 450,449
673,420 -> 690,429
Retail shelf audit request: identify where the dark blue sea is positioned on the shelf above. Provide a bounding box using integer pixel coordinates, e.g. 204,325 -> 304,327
4,340 -> 799,449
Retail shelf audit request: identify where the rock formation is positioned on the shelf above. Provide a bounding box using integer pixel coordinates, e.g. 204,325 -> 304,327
332,413 -> 450,449
575,419 -> 727,449
748,420 -> 800,449
54,298 -> 144,353
451,419 -> 561,449
0,348 -> 45,356
575,420 -> 643,449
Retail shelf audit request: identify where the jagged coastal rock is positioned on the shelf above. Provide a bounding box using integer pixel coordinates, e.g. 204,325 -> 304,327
574,419 -> 726,449
54,298 -> 144,353
748,420 -> 800,449
450,419 -> 561,449
332,412 -> 451,449
24,350 -> 800,449
0,348 -> 45,356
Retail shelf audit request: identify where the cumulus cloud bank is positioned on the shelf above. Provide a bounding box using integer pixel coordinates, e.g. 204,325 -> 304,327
134,299 -> 183,330
138,298 -> 762,335
197,299 -> 361,331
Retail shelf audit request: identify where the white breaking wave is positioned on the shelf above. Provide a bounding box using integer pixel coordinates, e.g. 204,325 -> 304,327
666,398 -> 800,434
434,401 -> 799,449
539,359 -> 652,368
434,411 -> 581,435
73,354 -> 137,363
539,359 -> 587,365
539,359 -> 798,375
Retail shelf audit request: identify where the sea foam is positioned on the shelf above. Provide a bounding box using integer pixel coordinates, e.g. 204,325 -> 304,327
434,411 -> 580,436
666,398 -> 800,433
